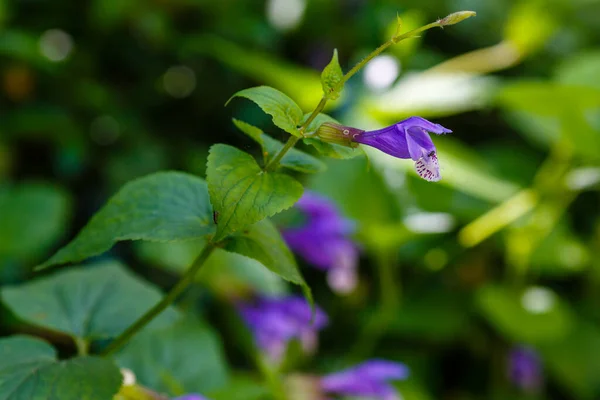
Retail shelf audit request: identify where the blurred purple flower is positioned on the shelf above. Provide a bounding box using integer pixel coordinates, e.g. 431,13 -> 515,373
353,116 -> 452,182
238,295 -> 328,363
320,360 -> 409,400
282,191 -> 360,294
172,395 -> 208,400
508,346 -> 543,392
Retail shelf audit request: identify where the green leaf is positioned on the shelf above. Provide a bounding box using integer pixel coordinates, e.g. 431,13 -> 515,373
1,261 -> 179,341
321,49 -> 344,100
226,86 -> 304,137
0,182 -> 71,261
476,285 -> 573,344
0,335 -> 122,400
232,119 -> 325,173
116,318 -> 228,396
555,50 -> 600,90
224,219 -> 312,306
135,239 -> 288,296
224,219 -> 305,286
302,113 -> 363,159
497,81 -> 600,116
207,144 -> 303,242
208,374 -> 269,400
541,321 -> 600,400
38,171 -> 214,270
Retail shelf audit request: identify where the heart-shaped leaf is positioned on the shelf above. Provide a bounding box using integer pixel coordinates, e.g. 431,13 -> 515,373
2,261 -> 179,341
38,171 -> 214,270
0,335 -> 122,400
116,318 -> 228,396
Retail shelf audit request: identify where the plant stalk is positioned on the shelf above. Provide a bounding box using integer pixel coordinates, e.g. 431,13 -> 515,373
262,21 -> 443,172
101,243 -> 216,356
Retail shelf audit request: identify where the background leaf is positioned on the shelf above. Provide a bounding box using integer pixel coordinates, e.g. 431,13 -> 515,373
0,335 -> 122,400
1,261 -> 179,341
0,182 -> 71,261
207,144 -> 303,241
135,239 -> 288,297
232,119 -> 325,173
226,86 -> 304,137
476,285 -> 573,344
39,171 -> 214,270
116,318 -> 229,396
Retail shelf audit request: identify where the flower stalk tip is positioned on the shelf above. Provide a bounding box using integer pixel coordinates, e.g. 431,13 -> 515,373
438,11 -> 477,26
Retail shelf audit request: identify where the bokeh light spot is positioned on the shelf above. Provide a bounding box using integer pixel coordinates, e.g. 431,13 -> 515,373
90,115 -> 120,146
404,212 -> 455,234
266,0 -> 306,31
363,55 -> 400,91
163,66 -> 196,98
39,29 -> 73,62
521,286 -> 555,315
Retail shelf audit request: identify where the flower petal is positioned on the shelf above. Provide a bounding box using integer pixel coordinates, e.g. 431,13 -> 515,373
405,126 -> 436,161
399,116 -> 452,135
415,151 -> 441,182
355,360 -> 410,380
353,125 -> 411,159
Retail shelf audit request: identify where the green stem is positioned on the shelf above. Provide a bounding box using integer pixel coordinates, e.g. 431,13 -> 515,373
348,251 -> 400,359
262,21 -> 443,173
256,354 -> 287,400
377,251 -> 400,311
338,21 -> 442,87
264,136 -> 301,172
74,337 -> 89,356
101,243 -> 216,356
264,96 -> 328,172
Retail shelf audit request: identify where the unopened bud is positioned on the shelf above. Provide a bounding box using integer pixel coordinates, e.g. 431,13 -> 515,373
316,122 -> 364,148
439,11 -> 476,26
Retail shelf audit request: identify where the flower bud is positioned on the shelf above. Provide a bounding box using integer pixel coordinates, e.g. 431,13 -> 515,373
439,11 -> 476,26
316,122 -> 364,148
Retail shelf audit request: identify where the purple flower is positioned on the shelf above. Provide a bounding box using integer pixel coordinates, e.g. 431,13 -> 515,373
282,191 -> 360,294
508,346 -> 543,392
353,117 -> 452,181
238,295 -> 328,363
320,360 -> 409,400
172,395 -> 208,400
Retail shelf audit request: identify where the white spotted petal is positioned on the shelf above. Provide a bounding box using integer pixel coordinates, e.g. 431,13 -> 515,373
415,151 -> 441,182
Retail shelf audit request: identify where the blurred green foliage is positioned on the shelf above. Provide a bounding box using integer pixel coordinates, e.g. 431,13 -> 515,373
1,0 -> 600,399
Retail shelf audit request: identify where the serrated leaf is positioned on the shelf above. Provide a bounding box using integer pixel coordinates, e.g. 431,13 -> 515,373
116,318 -> 228,396
224,219 -> 313,307
1,261 -> 179,341
0,335 -> 122,400
302,113 -> 363,159
233,119 -> 325,173
321,49 -> 344,100
224,219 -> 306,287
226,86 -> 303,137
38,171 -> 214,270
207,144 -> 303,242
